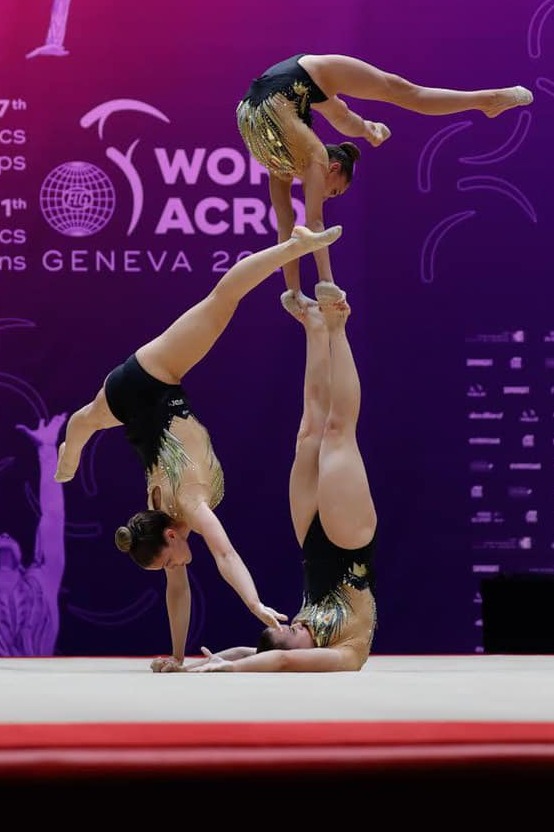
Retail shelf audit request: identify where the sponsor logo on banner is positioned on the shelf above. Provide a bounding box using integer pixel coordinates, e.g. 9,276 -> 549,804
471,537 -> 533,551
465,330 -> 526,344
508,486 -> 533,498
520,409 -> 539,422
468,411 -> 504,420
468,437 -> 501,445
471,511 -> 504,524
467,384 -> 487,397
470,460 -> 494,472
466,358 -> 493,367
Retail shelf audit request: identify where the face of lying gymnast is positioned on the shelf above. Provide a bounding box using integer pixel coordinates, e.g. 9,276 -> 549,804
257,621 -> 315,652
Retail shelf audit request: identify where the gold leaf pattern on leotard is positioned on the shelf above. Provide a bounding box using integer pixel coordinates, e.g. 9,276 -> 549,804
237,80 -> 313,181
350,561 -> 368,579
294,579 -> 377,650
148,428 -> 224,516
237,96 -> 296,179
292,80 -> 309,119
294,586 -> 351,648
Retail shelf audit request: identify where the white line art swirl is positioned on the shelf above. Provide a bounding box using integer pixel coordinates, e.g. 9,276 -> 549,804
420,211 -> 476,284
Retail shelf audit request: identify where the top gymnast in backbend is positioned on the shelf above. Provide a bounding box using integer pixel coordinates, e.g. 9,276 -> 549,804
237,52 -> 533,299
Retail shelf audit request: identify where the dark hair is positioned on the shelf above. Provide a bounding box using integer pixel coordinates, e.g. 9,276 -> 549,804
114,510 -> 173,568
325,141 -> 361,183
256,626 -> 292,654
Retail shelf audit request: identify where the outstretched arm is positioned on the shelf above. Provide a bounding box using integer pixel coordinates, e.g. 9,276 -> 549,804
302,160 -> 335,284
189,501 -> 288,630
268,174 -> 301,294
55,385 -> 121,483
202,645 -> 256,661
164,563 -> 191,664
187,646 -> 361,673
152,644 -> 256,673
150,557 -> 193,672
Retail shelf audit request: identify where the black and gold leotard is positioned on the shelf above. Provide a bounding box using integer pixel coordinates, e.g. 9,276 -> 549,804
104,353 -> 224,513
236,53 -> 328,180
293,512 -> 377,651
105,353 -> 193,472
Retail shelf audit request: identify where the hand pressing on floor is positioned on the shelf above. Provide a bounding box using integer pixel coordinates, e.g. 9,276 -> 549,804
186,649 -> 233,673
151,646 -> 257,672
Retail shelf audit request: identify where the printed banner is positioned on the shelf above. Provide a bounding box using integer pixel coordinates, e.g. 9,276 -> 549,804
0,0 -> 549,657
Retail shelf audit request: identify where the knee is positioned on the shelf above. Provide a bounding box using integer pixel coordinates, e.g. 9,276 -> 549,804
296,421 -> 324,451
322,414 -> 348,441
385,73 -> 415,101
89,388 -> 115,428
210,284 -> 240,316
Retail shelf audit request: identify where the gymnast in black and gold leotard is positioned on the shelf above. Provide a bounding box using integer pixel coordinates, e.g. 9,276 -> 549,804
237,54 -> 330,180
176,291 -> 379,675
236,52 -> 532,299
292,511 -> 377,654
53,225 -> 343,671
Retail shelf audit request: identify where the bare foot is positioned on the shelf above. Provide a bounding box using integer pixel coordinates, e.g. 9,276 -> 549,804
302,303 -> 327,330
54,442 -> 77,483
484,86 -> 533,118
315,280 -> 346,309
320,298 -> 351,330
280,289 -> 317,320
290,225 -> 342,252
364,120 -> 391,147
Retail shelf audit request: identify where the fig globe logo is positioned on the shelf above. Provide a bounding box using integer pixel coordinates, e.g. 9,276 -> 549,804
39,161 -> 116,237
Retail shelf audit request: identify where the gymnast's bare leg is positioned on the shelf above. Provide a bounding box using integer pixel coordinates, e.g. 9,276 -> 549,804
302,54 -> 533,147
55,225 -> 342,482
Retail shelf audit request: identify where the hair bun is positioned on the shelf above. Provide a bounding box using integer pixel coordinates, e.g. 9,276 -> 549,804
114,525 -> 132,552
340,141 -> 361,162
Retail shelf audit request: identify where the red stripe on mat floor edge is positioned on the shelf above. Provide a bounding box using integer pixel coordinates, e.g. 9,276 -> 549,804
2,745 -> 554,779
2,722 -> 554,749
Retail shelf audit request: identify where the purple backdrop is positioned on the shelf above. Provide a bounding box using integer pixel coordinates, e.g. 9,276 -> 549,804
0,0 -> 549,656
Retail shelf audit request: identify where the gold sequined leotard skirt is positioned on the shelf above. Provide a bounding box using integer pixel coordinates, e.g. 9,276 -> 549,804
237,92 -> 306,181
